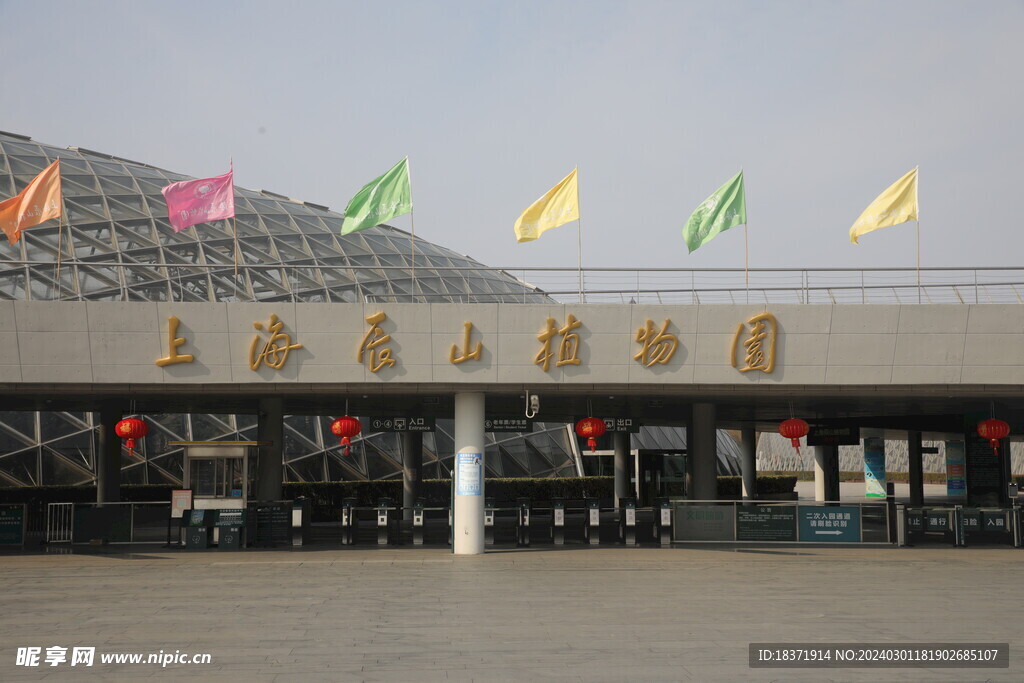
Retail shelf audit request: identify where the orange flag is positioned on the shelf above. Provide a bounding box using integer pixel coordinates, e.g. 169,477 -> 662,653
0,159 -> 62,245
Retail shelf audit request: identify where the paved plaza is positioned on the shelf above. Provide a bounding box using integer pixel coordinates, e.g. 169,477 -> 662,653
0,543 -> 1021,682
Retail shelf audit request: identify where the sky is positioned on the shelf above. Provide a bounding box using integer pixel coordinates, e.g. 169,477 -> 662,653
2,0 -> 1022,272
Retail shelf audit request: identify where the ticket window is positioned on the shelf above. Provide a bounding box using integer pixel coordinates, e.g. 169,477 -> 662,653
182,445 -> 254,510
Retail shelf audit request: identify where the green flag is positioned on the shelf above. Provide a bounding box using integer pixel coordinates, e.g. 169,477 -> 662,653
682,170 -> 746,253
341,157 -> 412,235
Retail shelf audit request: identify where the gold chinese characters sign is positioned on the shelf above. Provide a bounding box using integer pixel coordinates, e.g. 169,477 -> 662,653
150,309 -> 781,374
730,312 -> 777,373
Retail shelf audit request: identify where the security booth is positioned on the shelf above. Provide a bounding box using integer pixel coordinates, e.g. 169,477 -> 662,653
174,442 -> 259,546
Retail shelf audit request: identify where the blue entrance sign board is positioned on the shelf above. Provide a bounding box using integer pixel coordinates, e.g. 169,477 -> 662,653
797,506 -> 860,542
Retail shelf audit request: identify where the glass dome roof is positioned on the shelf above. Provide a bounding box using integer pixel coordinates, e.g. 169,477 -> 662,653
0,130 -> 547,304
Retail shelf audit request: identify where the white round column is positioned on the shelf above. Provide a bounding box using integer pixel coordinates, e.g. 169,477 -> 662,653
453,392 -> 485,555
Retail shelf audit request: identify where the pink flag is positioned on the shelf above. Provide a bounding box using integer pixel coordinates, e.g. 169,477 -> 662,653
160,165 -> 235,232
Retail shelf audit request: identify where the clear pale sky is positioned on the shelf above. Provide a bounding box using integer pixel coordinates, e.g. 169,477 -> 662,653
2,1 -> 1021,271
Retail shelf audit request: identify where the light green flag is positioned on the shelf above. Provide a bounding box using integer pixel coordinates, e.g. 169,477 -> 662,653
341,157 -> 412,235
682,170 -> 746,253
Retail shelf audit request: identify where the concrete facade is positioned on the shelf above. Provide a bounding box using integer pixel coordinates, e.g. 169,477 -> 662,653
5,302 -> 1024,387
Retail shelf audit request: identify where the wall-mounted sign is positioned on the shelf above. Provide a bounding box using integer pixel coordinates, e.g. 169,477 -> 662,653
602,418 -> 640,433
807,425 -> 860,447
736,505 -> 796,541
368,417 -> 436,432
797,506 -> 860,542
484,416 -> 533,432
456,452 -> 482,496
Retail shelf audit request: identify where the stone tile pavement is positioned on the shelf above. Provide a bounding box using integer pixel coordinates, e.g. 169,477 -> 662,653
0,544 -> 1021,681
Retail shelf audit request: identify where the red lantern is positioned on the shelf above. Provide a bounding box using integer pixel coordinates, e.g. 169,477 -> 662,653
331,416 -> 362,456
778,418 -> 809,454
114,417 -> 148,457
575,417 -> 607,453
977,418 -> 1010,456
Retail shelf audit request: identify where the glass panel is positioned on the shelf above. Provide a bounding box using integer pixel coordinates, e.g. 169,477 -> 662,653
190,458 -> 216,496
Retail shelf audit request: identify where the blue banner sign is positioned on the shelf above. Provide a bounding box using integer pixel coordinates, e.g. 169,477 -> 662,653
863,437 -> 886,498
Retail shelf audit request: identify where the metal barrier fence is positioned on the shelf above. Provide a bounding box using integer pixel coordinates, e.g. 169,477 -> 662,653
45,502 -> 171,544
671,500 -> 892,544
10,261 -> 1024,305
897,504 -> 1022,548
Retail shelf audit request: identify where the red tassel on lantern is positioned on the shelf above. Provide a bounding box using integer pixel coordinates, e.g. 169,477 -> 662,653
331,416 -> 362,457
977,418 -> 1010,456
575,417 -> 607,453
778,418 -> 809,454
114,418 -> 148,457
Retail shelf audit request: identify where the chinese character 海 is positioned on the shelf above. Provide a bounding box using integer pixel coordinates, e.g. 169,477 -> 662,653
249,314 -> 303,370
730,312 -> 777,373
449,321 -> 482,364
155,315 -> 195,367
359,311 -> 396,373
535,314 -> 582,372
634,318 -> 678,367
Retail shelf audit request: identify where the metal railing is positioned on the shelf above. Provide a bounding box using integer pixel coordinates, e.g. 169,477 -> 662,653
9,260 -> 1024,304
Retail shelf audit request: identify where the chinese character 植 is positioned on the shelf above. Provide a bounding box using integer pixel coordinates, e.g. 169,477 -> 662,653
359,311 -> 396,372
249,314 -> 303,370
155,315 -> 195,367
535,314 -> 582,372
730,312 -> 777,373
633,318 -> 678,367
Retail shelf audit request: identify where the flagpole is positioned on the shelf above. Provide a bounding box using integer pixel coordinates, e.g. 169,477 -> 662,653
916,165 -> 921,304
55,212 -> 64,298
232,217 -> 240,280
575,166 -> 583,303
406,157 -> 417,302
744,224 -> 749,305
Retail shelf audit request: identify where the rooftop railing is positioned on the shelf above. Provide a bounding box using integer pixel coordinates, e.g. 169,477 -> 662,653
5,261 -> 1024,304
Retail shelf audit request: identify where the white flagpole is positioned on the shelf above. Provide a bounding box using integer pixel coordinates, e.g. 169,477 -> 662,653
575,166 -> 583,303
916,166 -> 921,304
406,157 -> 417,302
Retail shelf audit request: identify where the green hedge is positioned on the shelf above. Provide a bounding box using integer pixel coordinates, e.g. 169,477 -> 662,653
717,475 -> 797,495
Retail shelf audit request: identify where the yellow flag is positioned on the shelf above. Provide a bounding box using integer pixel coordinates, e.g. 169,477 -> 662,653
514,168 -> 579,243
849,167 -> 918,244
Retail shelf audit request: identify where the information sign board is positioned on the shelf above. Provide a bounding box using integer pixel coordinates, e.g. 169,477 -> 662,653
602,418 -> 640,433
0,506 -> 25,545
807,425 -> 860,447
797,506 -> 861,542
945,441 -> 966,497
484,416 -> 533,432
863,437 -> 886,498
965,433 -> 1003,506
456,452 -> 482,496
369,417 -> 435,432
736,505 -> 796,541
673,505 -> 735,541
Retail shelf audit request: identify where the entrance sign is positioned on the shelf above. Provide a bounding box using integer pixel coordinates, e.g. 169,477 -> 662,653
798,506 -> 860,542
484,416 -> 533,432
369,417 -> 435,432
456,452 -> 482,496
863,437 -> 886,498
736,505 -> 797,541
945,440 -> 966,497
674,505 -> 735,541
